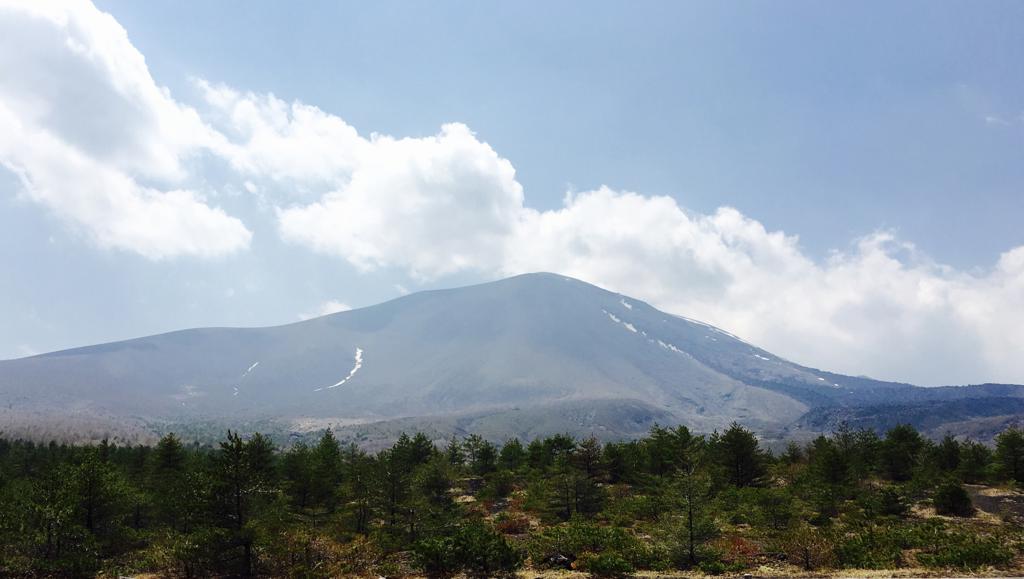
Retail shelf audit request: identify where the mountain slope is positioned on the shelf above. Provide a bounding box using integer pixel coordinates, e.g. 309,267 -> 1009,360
1,273 -> 1020,443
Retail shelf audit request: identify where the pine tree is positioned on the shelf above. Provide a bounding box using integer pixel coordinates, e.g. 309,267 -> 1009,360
713,423 -> 767,487
958,441 -> 992,483
645,425 -> 696,476
281,441 -> 313,510
211,431 -> 278,577
149,433 -> 188,529
880,425 -> 924,482
498,438 -> 526,471
311,430 -> 342,510
935,434 -> 961,472
671,466 -> 716,565
995,427 -> 1024,484
340,443 -> 374,533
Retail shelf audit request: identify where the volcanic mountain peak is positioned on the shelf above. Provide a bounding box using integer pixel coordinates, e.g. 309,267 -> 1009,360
1,273 -> 1020,445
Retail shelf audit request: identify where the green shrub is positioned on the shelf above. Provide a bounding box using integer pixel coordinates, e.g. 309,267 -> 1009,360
756,487 -> 796,530
698,559 -> 727,575
576,551 -> 635,577
783,525 -> 835,570
888,519 -> 946,549
413,522 -> 522,577
933,481 -> 974,517
715,487 -> 758,525
835,528 -> 902,569
527,517 -> 654,569
481,470 -> 515,500
493,512 -> 530,535
917,534 -> 1012,569
412,536 -> 456,576
859,487 -> 909,518
606,493 -> 665,526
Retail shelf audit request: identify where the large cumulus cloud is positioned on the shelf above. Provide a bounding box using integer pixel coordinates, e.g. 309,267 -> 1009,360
1,0 -> 1022,385
0,0 -> 250,258
201,80 -> 1023,384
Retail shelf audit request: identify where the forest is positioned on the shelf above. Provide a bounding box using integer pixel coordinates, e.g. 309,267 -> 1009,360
2,422 -> 1024,578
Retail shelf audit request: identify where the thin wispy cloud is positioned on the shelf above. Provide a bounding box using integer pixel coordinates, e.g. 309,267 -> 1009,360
298,300 -> 352,321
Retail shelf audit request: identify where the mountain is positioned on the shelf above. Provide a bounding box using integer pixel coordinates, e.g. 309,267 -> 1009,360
1,272 -> 1021,446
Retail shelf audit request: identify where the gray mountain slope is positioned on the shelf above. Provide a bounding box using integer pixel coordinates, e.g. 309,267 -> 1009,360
1,272 -> 1021,443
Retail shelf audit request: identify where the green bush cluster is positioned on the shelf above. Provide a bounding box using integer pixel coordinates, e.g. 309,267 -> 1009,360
916,534 -> 1013,569
933,480 -> 974,517
412,522 -> 521,577
526,516 -> 657,570
834,528 -> 904,569
575,551 -> 635,577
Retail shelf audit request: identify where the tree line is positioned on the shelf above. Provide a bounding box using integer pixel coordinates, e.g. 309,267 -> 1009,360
2,423 -> 1024,576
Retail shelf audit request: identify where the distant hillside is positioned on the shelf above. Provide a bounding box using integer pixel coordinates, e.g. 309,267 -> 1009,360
1,273 -> 1021,444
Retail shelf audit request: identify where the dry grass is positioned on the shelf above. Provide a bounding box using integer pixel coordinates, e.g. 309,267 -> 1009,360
508,568 -> 1024,578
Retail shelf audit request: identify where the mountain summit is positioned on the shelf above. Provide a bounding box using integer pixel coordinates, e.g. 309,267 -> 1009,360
2,273 -> 1021,444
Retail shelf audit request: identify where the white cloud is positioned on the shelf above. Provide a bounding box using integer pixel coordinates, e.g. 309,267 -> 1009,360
197,81 -> 364,189
195,81 -> 1024,385
198,86 -> 523,278
1,0 -> 1021,385
504,188 -> 1024,385
0,0 -> 250,258
298,299 -> 352,321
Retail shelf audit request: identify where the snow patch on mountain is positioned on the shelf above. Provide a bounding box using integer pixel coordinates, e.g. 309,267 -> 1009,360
316,348 -> 364,391
657,339 -> 690,357
603,309 -> 638,333
242,361 -> 259,377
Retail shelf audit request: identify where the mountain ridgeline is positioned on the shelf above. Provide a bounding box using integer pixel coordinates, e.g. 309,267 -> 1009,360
1,273 -> 1021,445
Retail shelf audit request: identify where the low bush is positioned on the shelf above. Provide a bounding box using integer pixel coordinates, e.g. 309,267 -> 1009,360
481,470 -> 516,500
917,534 -> 1012,569
782,525 -> 835,571
605,493 -> 665,526
493,512 -> 531,535
698,559 -> 727,575
859,487 -> 910,518
526,516 -> 655,570
933,481 -> 974,517
413,522 -> 522,577
575,551 -> 635,577
835,527 -> 903,569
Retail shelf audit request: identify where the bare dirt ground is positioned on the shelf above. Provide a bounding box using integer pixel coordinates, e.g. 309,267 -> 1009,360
511,570 -> 1024,579
967,484 -> 1024,524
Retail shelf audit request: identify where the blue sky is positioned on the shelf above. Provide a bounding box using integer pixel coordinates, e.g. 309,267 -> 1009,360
1,0 -> 1022,385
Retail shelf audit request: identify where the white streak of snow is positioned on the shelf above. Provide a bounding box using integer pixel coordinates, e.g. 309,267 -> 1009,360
620,298 -> 633,310
315,348 -> 364,392
603,309 -> 638,333
656,339 -> 694,359
240,361 -> 259,379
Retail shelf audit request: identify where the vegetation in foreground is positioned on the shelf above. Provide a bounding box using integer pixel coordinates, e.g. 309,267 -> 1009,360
3,423 -> 1024,577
